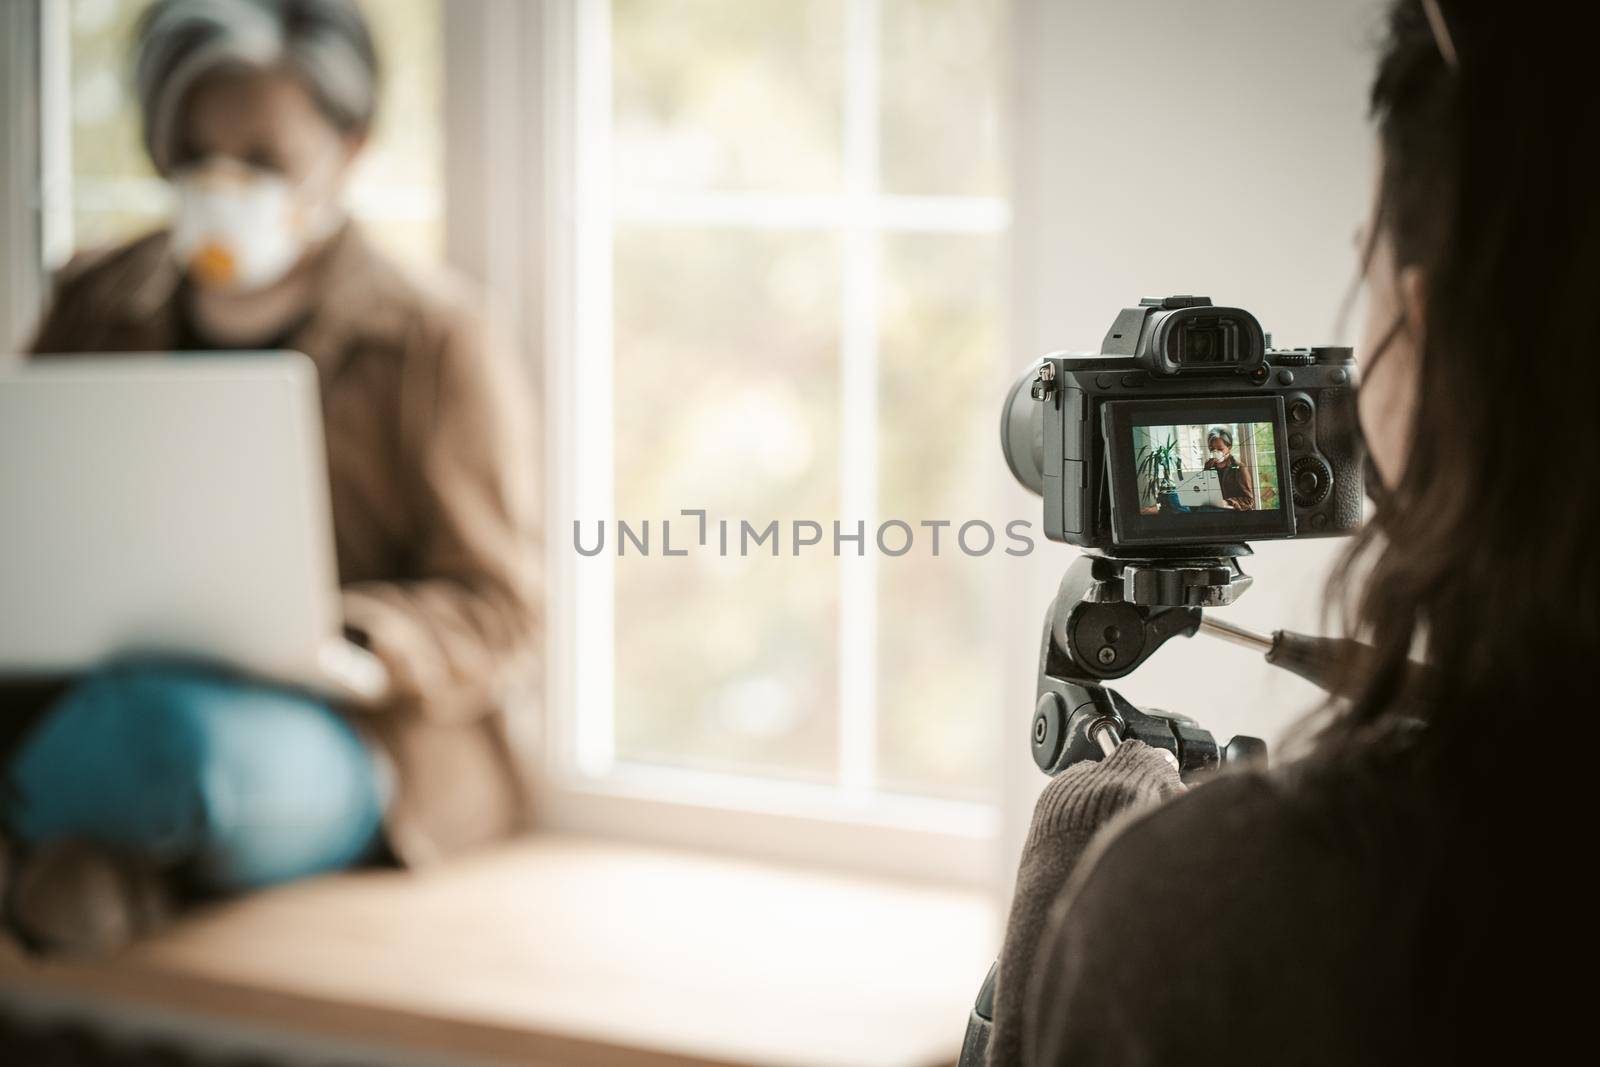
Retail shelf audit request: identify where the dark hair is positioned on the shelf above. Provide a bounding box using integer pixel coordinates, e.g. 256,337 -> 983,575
1324,0 -> 1600,771
134,0 -> 380,173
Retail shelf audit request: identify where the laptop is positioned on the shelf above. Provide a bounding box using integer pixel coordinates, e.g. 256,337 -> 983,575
1172,468 -> 1229,509
0,353 -> 386,703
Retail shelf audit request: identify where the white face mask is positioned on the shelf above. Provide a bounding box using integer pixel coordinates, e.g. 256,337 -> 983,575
1210,449 -> 1227,464
169,157 -> 341,293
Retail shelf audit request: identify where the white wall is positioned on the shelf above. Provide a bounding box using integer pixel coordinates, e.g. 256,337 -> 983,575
997,0 -> 1383,885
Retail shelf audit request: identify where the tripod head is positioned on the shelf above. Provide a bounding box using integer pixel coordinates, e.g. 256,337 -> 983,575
955,545 -> 1392,1067
1041,546 -> 1252,681
957,548 -> 1272,1067
1028,548 -> 1266,780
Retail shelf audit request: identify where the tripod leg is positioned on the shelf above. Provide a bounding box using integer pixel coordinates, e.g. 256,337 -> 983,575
957,960 -> 997,1067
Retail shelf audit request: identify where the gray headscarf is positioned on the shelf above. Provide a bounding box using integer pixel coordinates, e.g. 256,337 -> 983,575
135,0 -> 379,174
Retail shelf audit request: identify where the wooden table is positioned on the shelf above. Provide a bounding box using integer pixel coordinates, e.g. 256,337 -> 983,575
0,836 -> 998,1067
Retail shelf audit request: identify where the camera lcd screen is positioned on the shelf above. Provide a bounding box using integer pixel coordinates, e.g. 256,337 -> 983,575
1103,397 -> 1294,546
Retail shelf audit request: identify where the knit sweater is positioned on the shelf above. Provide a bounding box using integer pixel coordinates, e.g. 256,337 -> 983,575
986,737 -> 1563,1065
987,742 -> 1185,1066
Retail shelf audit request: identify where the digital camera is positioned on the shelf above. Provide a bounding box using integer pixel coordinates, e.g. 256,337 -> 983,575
1001,296 -> 1363,552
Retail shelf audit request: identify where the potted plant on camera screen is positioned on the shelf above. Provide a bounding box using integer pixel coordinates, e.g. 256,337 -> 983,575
1136,433 -> 1183,512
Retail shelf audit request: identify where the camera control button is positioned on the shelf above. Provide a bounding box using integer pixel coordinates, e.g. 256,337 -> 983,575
1289,432 -> 1307,450
1289,399 -> 1314,425
1330,368 -> 1349,385
1291,455 -> 1333,508
1249,366 -> 1269,385
1278,370 -> 1296,385
1273,349 -> 1316,367
1119,373 -> 1143,388
1096,373 -> 1116,389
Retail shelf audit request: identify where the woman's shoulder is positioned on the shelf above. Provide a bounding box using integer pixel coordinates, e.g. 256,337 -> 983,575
337,225 -> 484,343
30,230 -> 178,354
330,226 -> 526,411
1062,757 -> 1421,971
1026,761 -> 1426,1063
49,229 -> 173,301
1083,754 -> 1415,906
1086,767 -> 1341,889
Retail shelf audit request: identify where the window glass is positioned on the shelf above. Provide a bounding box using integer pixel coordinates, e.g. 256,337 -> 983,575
613,227 -> 843,780
613,0 -> 845,194
605,0 -> 1008,800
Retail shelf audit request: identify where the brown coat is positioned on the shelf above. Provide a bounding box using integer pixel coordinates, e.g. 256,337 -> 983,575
29,224 -> 541,866
1204,455 -> 1256,510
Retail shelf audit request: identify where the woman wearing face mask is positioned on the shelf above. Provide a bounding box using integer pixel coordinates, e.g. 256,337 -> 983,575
2,0 -> 539,955
982,1 -> 1596,1063
1201,427 -> 1255,511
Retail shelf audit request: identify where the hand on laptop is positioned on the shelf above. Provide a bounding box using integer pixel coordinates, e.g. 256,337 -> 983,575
316,638 -> 391,706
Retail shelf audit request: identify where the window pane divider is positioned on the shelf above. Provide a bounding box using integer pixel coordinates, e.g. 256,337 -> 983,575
836,0 -> 882,797
568,0 -> 618,776
612,190 -> 1010,233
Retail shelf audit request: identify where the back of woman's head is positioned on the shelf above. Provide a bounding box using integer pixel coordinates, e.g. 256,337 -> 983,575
134,0 -> 379,174
1330,0 -> 1600,769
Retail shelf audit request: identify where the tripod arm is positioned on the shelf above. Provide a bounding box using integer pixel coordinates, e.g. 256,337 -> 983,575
1198,615 -> 1403,698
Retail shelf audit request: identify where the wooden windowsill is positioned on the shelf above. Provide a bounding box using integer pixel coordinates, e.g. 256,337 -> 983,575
0,835 -> 998,1067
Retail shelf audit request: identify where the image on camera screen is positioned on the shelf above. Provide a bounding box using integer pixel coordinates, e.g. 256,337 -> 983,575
1131,421 -> 1282,515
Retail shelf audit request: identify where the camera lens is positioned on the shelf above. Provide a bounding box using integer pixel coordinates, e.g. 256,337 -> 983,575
1000,365 -> 1045,495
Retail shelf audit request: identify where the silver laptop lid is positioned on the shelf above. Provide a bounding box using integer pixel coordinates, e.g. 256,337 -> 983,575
0,353 -> 340,680
1172,468 -> 1227,509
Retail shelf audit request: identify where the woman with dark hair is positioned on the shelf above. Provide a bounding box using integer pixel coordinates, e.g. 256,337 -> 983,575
985,1 -> 1596,1062
1,0 -> 539,955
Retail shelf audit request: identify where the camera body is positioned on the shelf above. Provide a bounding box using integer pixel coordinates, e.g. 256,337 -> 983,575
1002,296 -> 1362,552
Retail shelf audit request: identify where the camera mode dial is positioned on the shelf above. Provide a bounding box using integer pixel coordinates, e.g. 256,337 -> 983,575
1291,455 -> 1333,508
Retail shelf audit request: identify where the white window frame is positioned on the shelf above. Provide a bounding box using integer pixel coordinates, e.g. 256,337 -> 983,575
1,0 -> 71,352
7,0 -> 1016,888
441,0 -> 1015,887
